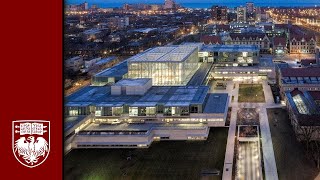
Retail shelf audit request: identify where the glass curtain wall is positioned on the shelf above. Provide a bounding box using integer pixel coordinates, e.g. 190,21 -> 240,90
128,52 -> 198,86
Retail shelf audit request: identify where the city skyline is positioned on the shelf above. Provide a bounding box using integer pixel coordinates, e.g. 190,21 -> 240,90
66,0 -> 320,5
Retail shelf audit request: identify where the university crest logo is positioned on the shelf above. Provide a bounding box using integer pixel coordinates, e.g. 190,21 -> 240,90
12,120 -> 50,168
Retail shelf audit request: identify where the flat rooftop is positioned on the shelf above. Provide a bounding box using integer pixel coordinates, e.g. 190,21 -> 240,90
65,116 -> 89,132
83,123 -> 208,132
200,45 -> 259,53
95,56 -> 117,66
127,45 -> 198,62
281,67 -> 320,77
94,60 -> 128,77
66,85 -> 209,107
114,78 -> 151,86
259,58 -> 274,67
204,93 -> 229,113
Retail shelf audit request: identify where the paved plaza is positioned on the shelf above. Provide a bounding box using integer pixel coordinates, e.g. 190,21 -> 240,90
236,142 -> 262,180
222,80 -> 280,180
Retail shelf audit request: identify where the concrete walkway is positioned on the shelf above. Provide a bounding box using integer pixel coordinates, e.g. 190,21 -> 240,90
222,82 -> 239,180
222,81 -> 280,180
259,107 -> 279,180
222,105 -> 238,179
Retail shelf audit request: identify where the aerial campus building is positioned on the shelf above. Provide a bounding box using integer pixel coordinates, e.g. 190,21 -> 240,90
65,79 -> 229,151
65,43 -> 275,152
127,45 -> 200,86
285,89 -> 320,141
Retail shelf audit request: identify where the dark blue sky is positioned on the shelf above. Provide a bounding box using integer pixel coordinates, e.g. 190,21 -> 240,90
66,0 -> 320,4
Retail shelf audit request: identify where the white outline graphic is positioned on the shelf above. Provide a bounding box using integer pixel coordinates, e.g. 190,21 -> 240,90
12,120 -> 50,168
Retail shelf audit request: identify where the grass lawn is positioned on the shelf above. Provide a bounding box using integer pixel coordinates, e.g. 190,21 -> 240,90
238,84 -> 265,103
267,108 -> 319,180
64,128 -> 228,180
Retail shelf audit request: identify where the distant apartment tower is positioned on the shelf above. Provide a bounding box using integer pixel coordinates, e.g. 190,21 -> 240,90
246,2 -> 254,13
211,6 -> 228,21
84,1 -> 89,10
107,16 -> 129,30
237,6 -> 246,23
246,2 -> 255,22
123,4 -> 130,11
164,0 -> 175,9
78,1 -> 88,11
255,7 -> 261,22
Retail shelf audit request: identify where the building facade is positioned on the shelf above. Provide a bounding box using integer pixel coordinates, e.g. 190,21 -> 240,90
64,79 -> 229,151
222,33 -> 271,53
279,67 -> 320,98
289,35 -> 317,54
285,90 -> 320,141
273,37 -> 287,56
127,45 -> 200,86
107,16 -> 129,30
211,5 -> 228,22
198,44 -> 259,65
237,6 -> 246,23
65,56 -> 84,72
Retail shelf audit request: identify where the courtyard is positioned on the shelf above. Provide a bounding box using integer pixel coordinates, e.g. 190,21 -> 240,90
267,108 -> 319,180
238,84 -> 265,103
64,128 -> 228,180
237,108 -> 259,125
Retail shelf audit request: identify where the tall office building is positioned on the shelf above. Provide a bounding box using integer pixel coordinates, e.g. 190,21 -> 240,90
246,2 -> 254,13
237,6 -> 246,22
211,6 -> 228,21
255,7 -> 261,22
84,1 -> 89,10
246,2 -> 255,22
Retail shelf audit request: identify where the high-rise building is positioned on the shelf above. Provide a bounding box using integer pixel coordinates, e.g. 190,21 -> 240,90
246,2 -> 255,22
255,7 -> 261,22
164,0 -> 175,9
246,2 -> 254,13
84,1 -> 89,10
211,6 -> 228,21
237,6 -> 246,22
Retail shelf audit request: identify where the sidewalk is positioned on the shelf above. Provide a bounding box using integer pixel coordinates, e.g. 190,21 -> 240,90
259,107 -> 279,180
222,81 -> 279,180
222,82 -> 239,180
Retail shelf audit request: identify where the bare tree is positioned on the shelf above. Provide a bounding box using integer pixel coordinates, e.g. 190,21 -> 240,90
310,128 -> 320,169
297,125 -> 317,153
310,140 -> 320,169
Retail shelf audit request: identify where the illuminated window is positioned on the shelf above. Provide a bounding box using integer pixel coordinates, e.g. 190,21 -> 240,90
129,107 -> 138,116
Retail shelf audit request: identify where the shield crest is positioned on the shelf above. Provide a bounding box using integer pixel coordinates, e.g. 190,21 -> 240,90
12,120 -> 50,168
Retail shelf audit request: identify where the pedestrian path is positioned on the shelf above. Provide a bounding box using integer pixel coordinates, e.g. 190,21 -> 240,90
222,81 -> 279,180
